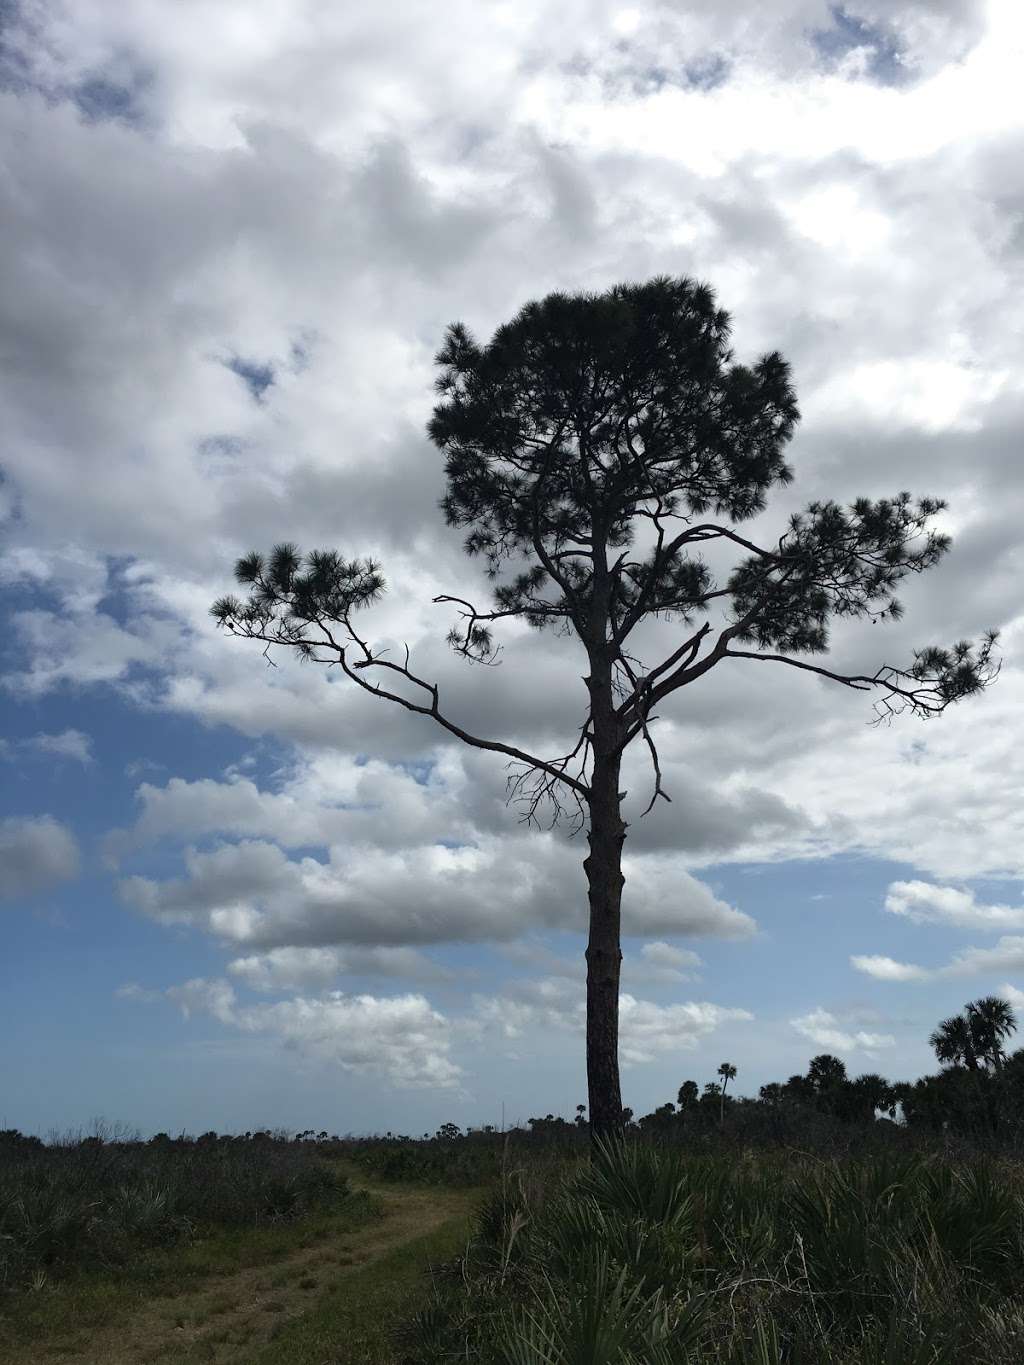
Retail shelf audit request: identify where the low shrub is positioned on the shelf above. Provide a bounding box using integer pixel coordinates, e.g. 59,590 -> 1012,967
396,1138 -> 1024,1363
0,1126 -> 350,1292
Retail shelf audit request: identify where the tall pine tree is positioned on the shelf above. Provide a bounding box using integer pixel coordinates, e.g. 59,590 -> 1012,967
213,277 -> 1000,1136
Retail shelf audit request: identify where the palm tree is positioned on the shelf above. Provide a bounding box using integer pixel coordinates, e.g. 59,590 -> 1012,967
965,996 -> 1018,1070
929,1012 -> 980,1070
807,1053 -> 848,1092
676,1080 -> 699,1110
717,1062 -> 737,1124
849,1073 -> 896,1121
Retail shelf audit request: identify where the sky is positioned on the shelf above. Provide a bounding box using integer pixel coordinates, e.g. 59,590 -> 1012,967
2,0 -> 1024,1139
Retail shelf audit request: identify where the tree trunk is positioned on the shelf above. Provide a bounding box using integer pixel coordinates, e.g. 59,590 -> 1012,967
584,746 -> 626,1140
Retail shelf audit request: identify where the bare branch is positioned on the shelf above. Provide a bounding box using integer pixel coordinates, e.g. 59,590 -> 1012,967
614,649 -> 671,817
722,631 -> 1002,724
216,613 -> 590,801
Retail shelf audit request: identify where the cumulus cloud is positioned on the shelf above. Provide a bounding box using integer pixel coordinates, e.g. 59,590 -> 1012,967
997,983 -> 1024,1011
162,976 -> 461,1087
2,0 -> 1023,1110
0,815 -> 80,900
631,940 -> 703,983
791,1007 -> 896,1054
852,926 -> 1024,983
226,944 -> 452,990
117,831 -> 754,949
477,975 -> 752,1064
884,879 -> 1024,930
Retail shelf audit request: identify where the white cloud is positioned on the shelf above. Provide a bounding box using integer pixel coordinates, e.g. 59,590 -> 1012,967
117,830 -> 754,950
884,879 -> 1024,930
944,936 -> 1024,976
0,816 -> 80,900
791,1007 -> 896,1054
996,983 -> 1024,1013
163,975 -> 460,1087
166,976 -> 238,1024
3,0 -> 1024,1112
226,944 -> 451,990
476,976 -> 752,1064
850,954 -> 931,981
852,935 -> 1024,982
630,940 -> 703,983
640,941 -> 702,971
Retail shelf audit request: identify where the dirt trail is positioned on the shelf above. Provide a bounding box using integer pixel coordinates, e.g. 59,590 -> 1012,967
38,1174 -> 479,1365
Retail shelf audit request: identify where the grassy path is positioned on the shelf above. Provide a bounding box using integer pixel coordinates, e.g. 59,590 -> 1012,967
0,1168 -> 484,1365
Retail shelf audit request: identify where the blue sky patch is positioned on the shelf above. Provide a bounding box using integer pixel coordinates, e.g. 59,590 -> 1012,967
810,6 -> 908,85
224,356 -> 276,403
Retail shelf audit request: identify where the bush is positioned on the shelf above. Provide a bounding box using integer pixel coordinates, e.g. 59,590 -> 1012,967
397,1138 -> 1024,1363
0,1125 -> 351,1292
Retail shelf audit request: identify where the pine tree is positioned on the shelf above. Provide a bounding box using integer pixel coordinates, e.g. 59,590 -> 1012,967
212,276 -> 1000,1137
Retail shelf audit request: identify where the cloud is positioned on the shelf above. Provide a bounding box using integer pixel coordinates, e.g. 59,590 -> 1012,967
476,976 -> 752,1064
996,983 -> 1024,1012
114,982 -> 163,1003
1,0 -> 1022,1115
25,729 -> 93,764
850,954 -> 931,981
791,1007 -> 896,1054
943,937 -> 1024,977
117,830 -> 754,950
852,933 -> 1024,983
884,879 -> 1024,931
0,815 -> 80,900
0,729 -> 94,764
631,940 -> 703,983
226,944 -> 452,990
162,975 -> 461,1087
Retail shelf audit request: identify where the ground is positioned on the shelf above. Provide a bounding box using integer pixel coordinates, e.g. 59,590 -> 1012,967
0,1165 -> 482,1365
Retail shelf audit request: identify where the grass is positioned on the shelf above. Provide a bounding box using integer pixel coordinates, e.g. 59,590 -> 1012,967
11,1127 -> 1024,1361
0,1188 -> 380,1363
245,1185 -> 484,1364
0,1127 -> 349,1292
402,1139 -> 1024,1362
0,1150 -> 486,1365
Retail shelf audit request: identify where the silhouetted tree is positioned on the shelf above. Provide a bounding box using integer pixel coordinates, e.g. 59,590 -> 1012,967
807,1054 -> 848,1093
677,1079 -> 700,1110
928,998 -> 1017,1074
839,1072 -> 896,1123
930,1013 -> 981,1070
717,1061 -> 737,1124
965,996 -> 1018,1070
212,277 -> 1000,1137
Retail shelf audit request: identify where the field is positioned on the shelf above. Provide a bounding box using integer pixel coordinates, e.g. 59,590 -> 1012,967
4,1125 -> 1024,1362
0,1128 -> 483,1364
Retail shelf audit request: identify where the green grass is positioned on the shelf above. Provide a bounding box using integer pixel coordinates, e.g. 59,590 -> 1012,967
246,1193 -> 481,1365
0,1192 -> 380,1363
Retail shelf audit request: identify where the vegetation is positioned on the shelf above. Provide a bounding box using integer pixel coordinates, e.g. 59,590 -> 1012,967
212,274 -> 1000,1136
0,1124 -> 354,1293
401,1138 -> 1024,1363
6,998 -> 1024,1360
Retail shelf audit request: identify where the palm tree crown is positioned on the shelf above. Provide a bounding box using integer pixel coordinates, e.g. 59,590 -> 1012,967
929,998 -> 1018,1071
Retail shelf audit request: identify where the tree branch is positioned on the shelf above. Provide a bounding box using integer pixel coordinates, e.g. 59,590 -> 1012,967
216,612 -> 590,801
